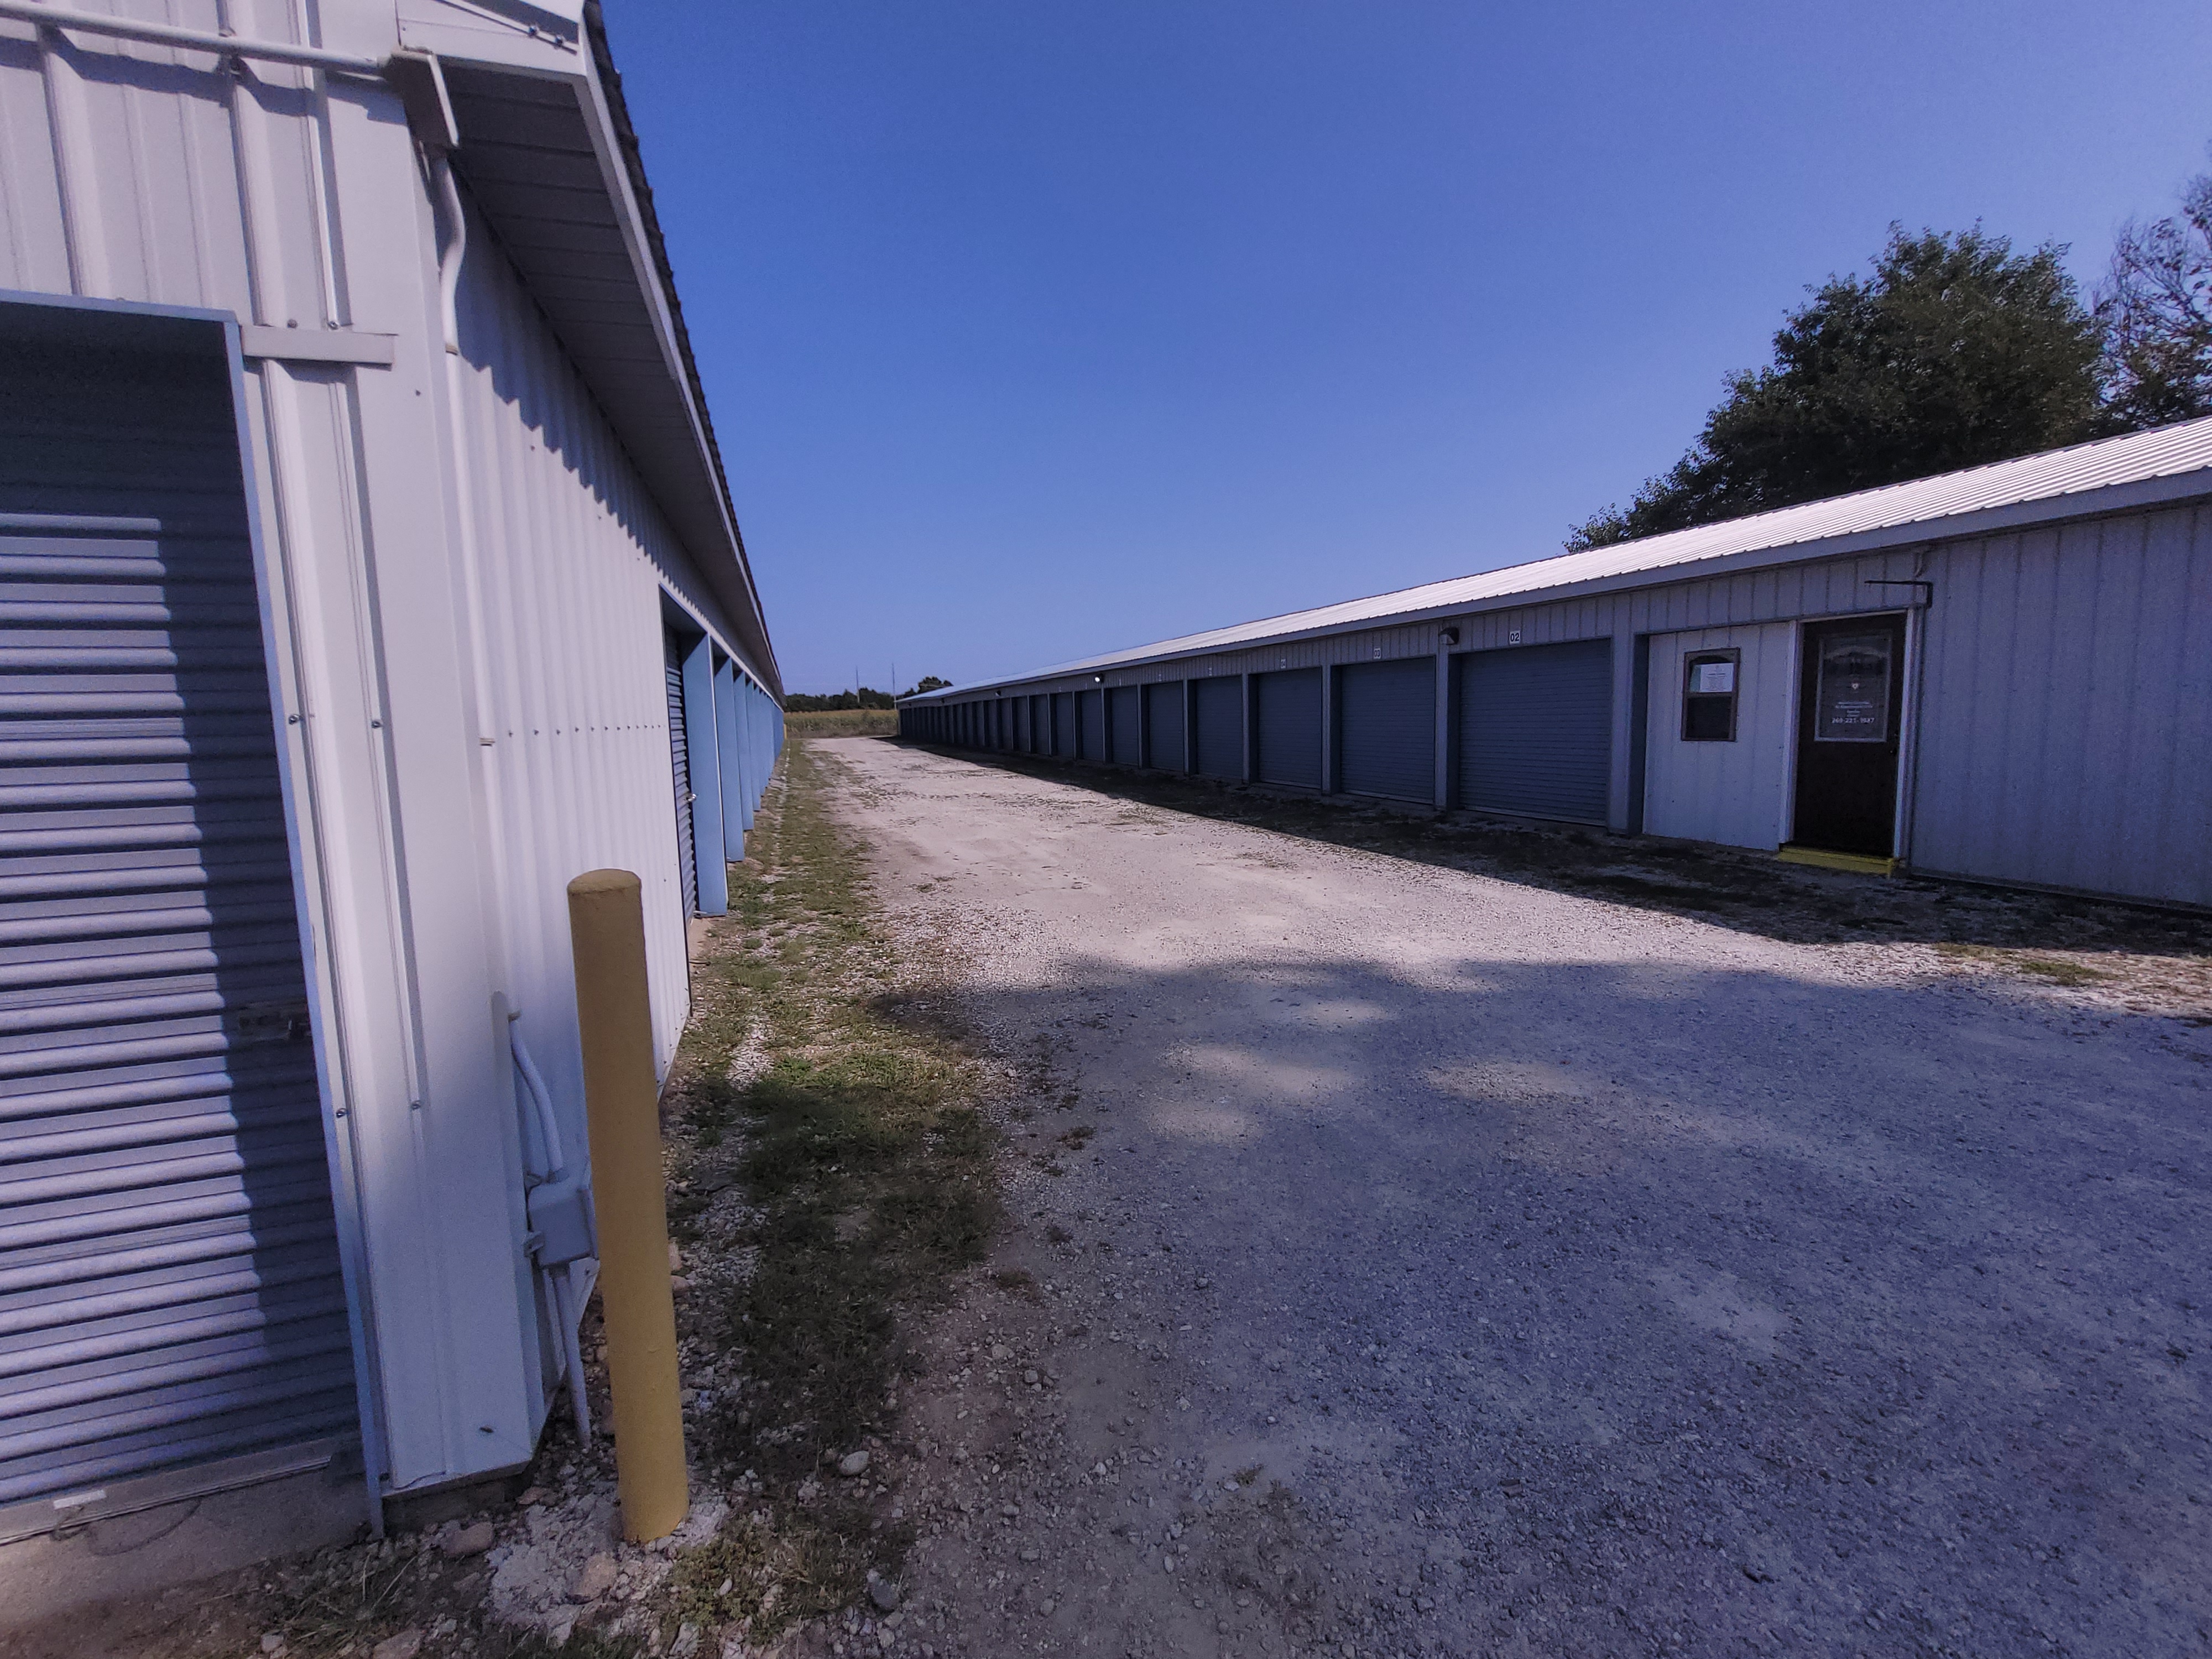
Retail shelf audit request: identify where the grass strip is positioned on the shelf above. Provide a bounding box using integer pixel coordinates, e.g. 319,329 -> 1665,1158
658,734 -> 1001,1642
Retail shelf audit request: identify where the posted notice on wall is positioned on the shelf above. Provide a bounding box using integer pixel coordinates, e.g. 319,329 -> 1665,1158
1814,635 -> 1891,742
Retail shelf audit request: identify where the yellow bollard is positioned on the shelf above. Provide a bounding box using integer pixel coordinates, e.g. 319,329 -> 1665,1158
566,868 -> 688,1543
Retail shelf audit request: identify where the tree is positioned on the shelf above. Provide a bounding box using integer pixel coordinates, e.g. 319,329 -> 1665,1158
902,675 -> 951,697
2097,160 -> 2212,430
1568,227 -> 2105,550
784,687 -> 899,711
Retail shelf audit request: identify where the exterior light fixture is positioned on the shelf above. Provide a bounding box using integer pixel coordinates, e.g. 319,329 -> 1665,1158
1439,626 -> 1460,646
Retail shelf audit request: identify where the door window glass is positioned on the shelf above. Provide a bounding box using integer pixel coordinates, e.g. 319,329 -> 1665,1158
1681,650 -> 1739,742
1813,633 -> 1892,742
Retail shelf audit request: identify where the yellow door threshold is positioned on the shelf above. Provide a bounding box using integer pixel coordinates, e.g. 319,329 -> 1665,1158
1777,844 -> 1897,876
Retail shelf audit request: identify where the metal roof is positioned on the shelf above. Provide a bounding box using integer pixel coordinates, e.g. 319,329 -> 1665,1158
906,414 -> 2212,703
437,8 -> 782,697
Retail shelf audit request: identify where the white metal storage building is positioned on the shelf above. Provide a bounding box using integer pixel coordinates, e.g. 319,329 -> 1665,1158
902,419 -> 2212,910
0,0 -> 781,1613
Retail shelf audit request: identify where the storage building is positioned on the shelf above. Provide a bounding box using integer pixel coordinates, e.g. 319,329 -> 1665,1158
0,0 -> 781,1618
902,420 -> 2212,910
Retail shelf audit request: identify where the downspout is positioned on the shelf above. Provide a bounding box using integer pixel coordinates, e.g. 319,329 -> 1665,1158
407,54 -> 598,1451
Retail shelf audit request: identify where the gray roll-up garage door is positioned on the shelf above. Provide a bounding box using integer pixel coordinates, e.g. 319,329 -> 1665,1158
1254,668 -> 1323,790
1457,638 -> 1613,823
1108,688 -> 1140,766
665,635 -> 698,913
1029,695 -> 1047,754
1079,690 -> 1104,760
0,308 -> 358,1509
1193,677 -> 1243,779
1052,693 -> 1074,757
1144,683 -> 1186,770
1339,657 -> 1435,803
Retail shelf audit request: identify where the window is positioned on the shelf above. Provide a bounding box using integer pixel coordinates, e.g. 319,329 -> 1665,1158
1682,649 -> 1739,742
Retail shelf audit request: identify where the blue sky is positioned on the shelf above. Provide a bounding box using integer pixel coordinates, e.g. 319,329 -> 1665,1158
605,1 -> 2212,697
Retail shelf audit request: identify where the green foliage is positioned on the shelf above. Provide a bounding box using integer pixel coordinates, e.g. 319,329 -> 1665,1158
2098,160 -> 2212,430
783,687 -> 897,712
1569,227 -> 2104,550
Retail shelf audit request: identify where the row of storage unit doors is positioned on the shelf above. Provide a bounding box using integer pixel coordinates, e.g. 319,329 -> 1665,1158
907,639 -> 1614,825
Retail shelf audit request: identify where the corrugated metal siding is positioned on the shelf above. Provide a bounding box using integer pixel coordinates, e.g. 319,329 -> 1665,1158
1913,506 -> 2212,904
1458,640 -> 1613,822
447,190 -> 735,1084
1337,658 -> 1434,803
1193,677 -> 1242,780
0,18 -> 789,1509
1642,623 -> 1796,849
1254,669 -> 1322,790
0,327 -> 354,1504
1108,687 -> 1140,766
1144,682 -> 1185,771
1079,690 -> 1104,760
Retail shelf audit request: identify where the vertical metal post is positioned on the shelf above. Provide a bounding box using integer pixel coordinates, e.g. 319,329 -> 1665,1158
1319,663 -> 1337,795
1433,640 -> 1454,811
1240,671 -> 1254,783
715,658 -> 745,862
566,870 -> 688,1542
1625,634 -> 1652,837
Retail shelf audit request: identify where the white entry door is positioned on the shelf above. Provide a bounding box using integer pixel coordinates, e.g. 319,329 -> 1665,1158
1644,623 -> 1795,849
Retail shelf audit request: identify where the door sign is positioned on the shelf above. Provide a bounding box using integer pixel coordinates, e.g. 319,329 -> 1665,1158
1813,633 -> 1892,742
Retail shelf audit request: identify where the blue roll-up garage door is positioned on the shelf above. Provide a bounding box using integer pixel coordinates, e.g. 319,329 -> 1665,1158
1079,690 -> 1104,760
1254,668 -> 1323,790
1144,683 -> 1185,770
665,634 -> 698,912
0,306 -> 358,1509
1052,693 -> 1074,757
1457,639 -> 1613,823
1029,695 -> 1047,754
1339,657 -> 1435,803
1108,688 -> 1140,766
1193,678 -> 1242,779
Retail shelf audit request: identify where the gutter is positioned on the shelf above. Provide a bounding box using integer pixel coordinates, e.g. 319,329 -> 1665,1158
0,0 -> 383,72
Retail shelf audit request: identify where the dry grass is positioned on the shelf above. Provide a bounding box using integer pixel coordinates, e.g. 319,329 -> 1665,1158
785,708 -> 900,737
655,733 -> 1001,1640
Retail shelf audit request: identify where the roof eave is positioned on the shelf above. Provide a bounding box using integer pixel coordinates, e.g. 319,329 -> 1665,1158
901,463 -> 2212,704
403,5 -> 782,698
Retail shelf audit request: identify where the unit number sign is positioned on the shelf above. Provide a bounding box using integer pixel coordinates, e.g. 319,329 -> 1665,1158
1814,634 -> 1892,742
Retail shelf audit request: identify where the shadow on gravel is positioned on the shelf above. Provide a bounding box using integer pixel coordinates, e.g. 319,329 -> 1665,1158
880,738 -> 2212,977
987,945 -> 2212,1657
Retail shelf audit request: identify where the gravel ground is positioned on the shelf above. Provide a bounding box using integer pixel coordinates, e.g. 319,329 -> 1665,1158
825,737 -> 2212,1659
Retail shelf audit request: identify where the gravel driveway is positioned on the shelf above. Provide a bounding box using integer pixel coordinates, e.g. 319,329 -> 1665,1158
827,738 -> 2211,1659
